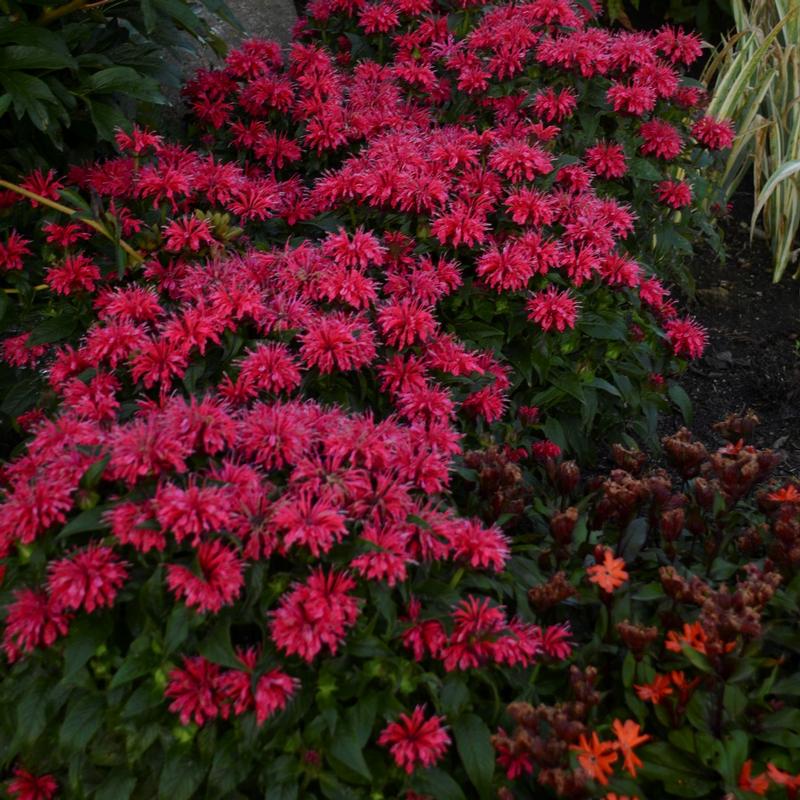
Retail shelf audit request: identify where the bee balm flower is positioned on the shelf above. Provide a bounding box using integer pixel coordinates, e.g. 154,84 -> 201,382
378,705 -> 451,774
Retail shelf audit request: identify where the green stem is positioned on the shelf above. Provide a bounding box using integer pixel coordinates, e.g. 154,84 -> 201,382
0,179 -> 143,265
449,567 -> 465,590
37,0 -> 88,25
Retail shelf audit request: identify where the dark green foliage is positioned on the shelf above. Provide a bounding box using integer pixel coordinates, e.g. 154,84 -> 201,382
0,0 -> 237,172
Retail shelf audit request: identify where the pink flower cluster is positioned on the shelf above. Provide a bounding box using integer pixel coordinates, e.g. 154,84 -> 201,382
402,595 -> 572,671
165,649 -> 298,726
0,0 -> 736,789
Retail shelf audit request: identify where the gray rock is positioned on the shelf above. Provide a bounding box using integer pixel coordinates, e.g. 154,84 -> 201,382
157,0 -> 297,136
217,0 -> 297,46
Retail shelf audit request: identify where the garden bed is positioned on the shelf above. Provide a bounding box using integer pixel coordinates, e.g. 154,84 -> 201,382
672,194 -> 800,473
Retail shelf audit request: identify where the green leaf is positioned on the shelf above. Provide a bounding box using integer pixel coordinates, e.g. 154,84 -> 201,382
412,767 -> 467,800
772,674 -> 800,696
208,733 -> 250,794
264,786 -> 299,800
542,417 -> 567,451
59,690 -> 104,751
0,45 -> 77,70
628,157 -> 663,181
580,314 -> 627,340
440,676 -> 470,717
680,643 -> 714,674
622,651 -> 636,688
618,517 -> 647,563
668,383 -> 693,425
151,0 -> 206,34
27,315 -> 78,346
197,621 -> 240,669
639,742 -> 718,798
0,70 -> 58,130
80,456 -> 110,490
2,376 -> 40,417
109,650 -> 157,690
87,99 -> 130,142
164,605 -> 191,655
57,507 -> 110,540
84,67 -> 164,103
0,21 -> 71,51
62,615 -> 113,683
94,769 -> 137,800
158,749 -> 206,800
346,696 -> 378,748
328,725 -> 372,783
452,714 -> 494,799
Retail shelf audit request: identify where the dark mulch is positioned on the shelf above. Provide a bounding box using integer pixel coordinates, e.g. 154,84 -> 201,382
666,192 -> 800,475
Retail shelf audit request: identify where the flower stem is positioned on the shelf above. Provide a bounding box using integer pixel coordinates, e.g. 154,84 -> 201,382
0,179 -> 143,265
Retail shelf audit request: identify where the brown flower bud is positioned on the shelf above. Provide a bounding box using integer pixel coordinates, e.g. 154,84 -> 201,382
663,427 -> 708,478
611,443 -> 648,475
556,460 -> 581,495
659,507 -> 685,542
645,469 -> 674,506
551,507 -> 579,546
616,619 -> 658,659
529,571 -> 577,612
694,477 -> 718,510
713,410 -> 760,443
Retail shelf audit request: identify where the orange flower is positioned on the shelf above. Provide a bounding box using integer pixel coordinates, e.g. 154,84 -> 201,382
587,549 -> 629,593
720,438 -> 747,455
669,670 -> 700,703
634,674 -> 673,704
766,763 -> 800,793
768,484 -> 800,504
570,731 -> 618,786
665,622 -> 708,655
738,761 -> 769,796
611,719 -> 650,777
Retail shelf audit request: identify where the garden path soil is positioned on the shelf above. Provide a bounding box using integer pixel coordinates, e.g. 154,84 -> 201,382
666,194 -> 800,475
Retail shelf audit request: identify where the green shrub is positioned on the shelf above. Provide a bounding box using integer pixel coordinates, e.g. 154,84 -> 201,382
703,0 -> 800,281
0,0 -> 235,172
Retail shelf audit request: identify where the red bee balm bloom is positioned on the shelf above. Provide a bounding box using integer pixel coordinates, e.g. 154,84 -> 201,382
2,590 -> 71,662
657,180 -> 693,209
47,544 -> 128,613
163,215 -> 215,252
526,286 -> 579,332
270,568 -> 360,662
693,116 -> 736,150
654,26 -> 704,65
166,539 -> 244,614
165,656 -> 226,725
664,317 -> 707,359
45,253 -> 101,295
7,767 -> 58,800
585,141 -> 628,179
0,231 -> 32,271
639,119 -> 683,160
378,705 -> 451,774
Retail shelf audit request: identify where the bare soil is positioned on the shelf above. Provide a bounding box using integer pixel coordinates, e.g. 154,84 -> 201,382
666,192 -> 800,475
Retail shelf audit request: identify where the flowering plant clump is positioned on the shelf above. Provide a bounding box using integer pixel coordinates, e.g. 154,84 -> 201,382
458,413 -> 800,798
172,4 -> 733,456
0,140 -> 581,796
0,14 -> 728,461
0,0 -> 746,796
